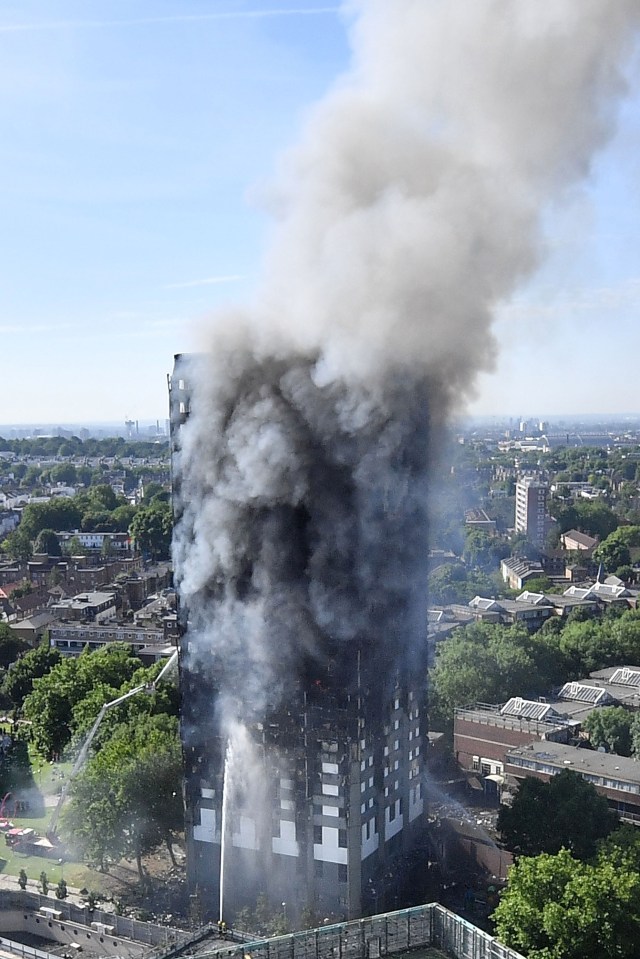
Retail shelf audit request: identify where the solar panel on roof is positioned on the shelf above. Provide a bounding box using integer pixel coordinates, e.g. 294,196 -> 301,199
610,667 -> 640,687
501,698 -> 554,720
558,682 -> 608,704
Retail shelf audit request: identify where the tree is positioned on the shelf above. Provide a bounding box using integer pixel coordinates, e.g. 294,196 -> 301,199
1,527 -> 33,562
33,528 -> 62,557
81,510 -> 116,533
598,824 -> 640,871
2,643 -> 61,708
429,623 -> 547,729
64,535 -> 88,557
64,714 -> 183,877
593,537 -> 631,574
129,502 -> 172,560
573,501 -> 619,540
497,770 -> 618,860
551,618 -> 614,676
111,504 -> 136,532
428,562 -> 496,606
18,869 -> 27,890
86,484 -> 118,512
615,564 -> 636,583
19,500 -> 82,539
555,501 -> 619,540
23,644 -> 143,758
39,871 -> 48,895
50,463 -> 78,486
493,848 -> 640,959
55,878 -> 68,900
141,481 -> 165,503
519,574 -> 553,593
583,706 -> 633,756
0,624 -> 29,670
629,714 -> 640,759
463,528 -> 506,570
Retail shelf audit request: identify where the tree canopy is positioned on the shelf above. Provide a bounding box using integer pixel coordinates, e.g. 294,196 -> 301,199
497,770 -> 618,860
2,643 -> 61,708
555,500 -> 619,540
582,706 -> 633,756
64,713 -> 183,876
427,562 -> 497,606
493,848 -> 640,959
21,644 -> 177,758
593,535 -> 631,574
0,624 -> 30,671
429,623 -> 551,728
129,501 -> 172,560
33,528 -> 62,556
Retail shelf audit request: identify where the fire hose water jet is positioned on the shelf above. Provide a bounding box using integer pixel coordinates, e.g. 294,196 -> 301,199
218,745 -> 231,924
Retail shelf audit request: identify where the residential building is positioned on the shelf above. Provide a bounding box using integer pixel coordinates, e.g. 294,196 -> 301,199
0,511 -> 19,537
50,591 -> 116,623
566,665 -> 640,712
505,740 -> 640,825
464,509 -> 497,533
10,611 -> 57,645
563,578 -> 637,609
170,354 -> 429,922
514,475 -> 549,547
500,556 -> 544,590
466,593 -> 555,630
454,700 -> 576,797
48,622 -> 169,658
57,531 -> 131,552
560,529 -> 599,553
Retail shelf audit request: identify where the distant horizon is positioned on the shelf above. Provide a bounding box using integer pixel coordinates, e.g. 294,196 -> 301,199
3,410 -> 640,436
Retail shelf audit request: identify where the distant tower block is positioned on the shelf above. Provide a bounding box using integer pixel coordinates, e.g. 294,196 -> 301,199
515,475 -> 549,548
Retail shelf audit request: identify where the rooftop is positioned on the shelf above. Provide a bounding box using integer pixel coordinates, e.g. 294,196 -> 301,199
506,740 -> 640,787
557,682 -> 613,706
561,529 -> 599,549
500,697 -> 560,721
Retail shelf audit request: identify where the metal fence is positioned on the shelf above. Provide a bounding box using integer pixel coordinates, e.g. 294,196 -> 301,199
0,934 -> 58,959
0,890 -> 183,947
0,894 -> 524,959
191,904 -> 524,959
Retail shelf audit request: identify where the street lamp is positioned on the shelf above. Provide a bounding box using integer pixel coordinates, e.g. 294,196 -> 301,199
282,901 -> 287,925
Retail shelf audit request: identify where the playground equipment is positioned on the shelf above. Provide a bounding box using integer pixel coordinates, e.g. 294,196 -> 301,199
47,650 -> 178,840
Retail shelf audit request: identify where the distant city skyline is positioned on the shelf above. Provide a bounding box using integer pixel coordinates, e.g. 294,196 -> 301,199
2,1 -> 640,424
5,411 -> 640,441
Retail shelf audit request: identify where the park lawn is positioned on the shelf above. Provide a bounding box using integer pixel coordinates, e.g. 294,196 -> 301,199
0,808 -> 98,889
0,744 -> 107,892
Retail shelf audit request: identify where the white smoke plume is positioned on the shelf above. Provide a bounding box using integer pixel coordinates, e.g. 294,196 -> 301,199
173,0 -> 640,762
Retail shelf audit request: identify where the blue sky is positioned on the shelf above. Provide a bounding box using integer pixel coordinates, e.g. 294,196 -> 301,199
1,0 -> 640,425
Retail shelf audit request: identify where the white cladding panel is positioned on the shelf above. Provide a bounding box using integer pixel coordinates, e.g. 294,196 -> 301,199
193,806 -> 216,844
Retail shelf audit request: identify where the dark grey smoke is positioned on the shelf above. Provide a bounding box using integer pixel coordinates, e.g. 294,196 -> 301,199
176,356 -> 430,734
173,0 -> 640,748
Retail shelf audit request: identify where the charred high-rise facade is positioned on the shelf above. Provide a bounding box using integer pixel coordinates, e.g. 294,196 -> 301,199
167,0 -> 640,927
170,353 -> 430,921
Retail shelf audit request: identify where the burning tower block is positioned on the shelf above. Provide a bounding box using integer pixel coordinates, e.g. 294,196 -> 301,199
170,353 -> 430,922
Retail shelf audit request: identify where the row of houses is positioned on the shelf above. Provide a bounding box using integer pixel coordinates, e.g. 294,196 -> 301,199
428,575 -> 636,654
0,551 -> 175,661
